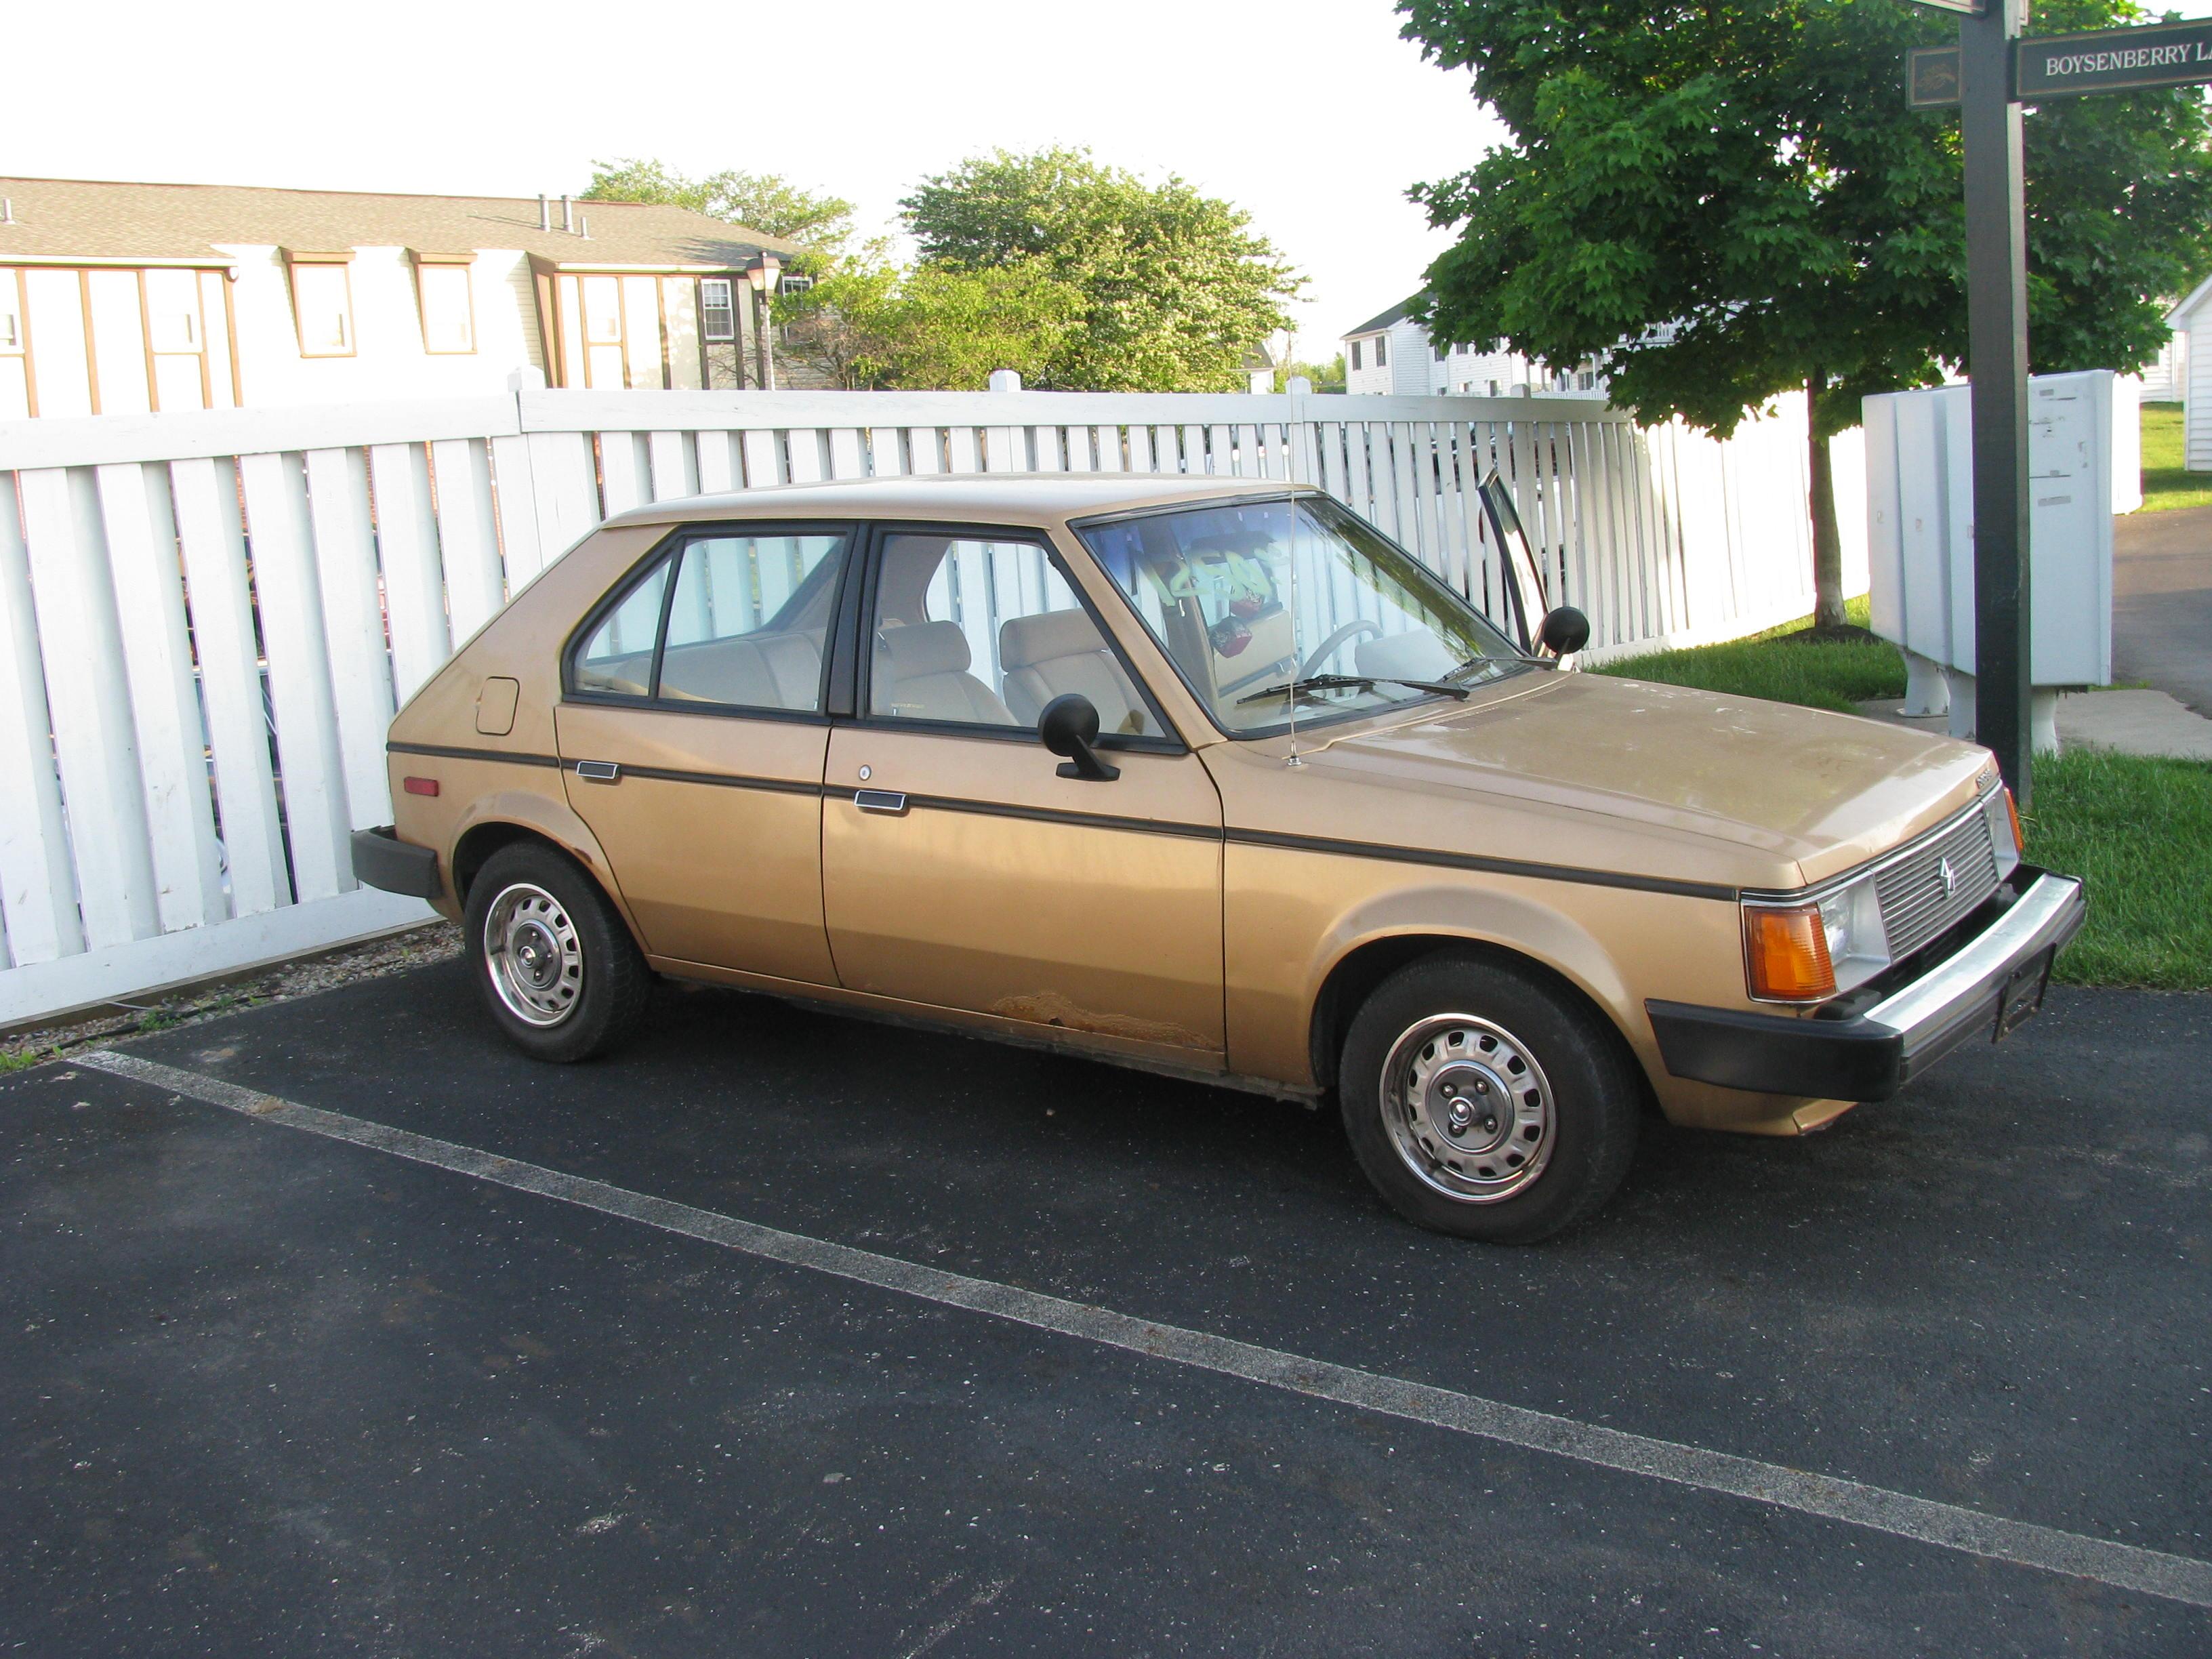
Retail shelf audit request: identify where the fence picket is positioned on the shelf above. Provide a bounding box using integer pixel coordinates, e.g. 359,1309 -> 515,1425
0,471 -> 86,965
366,443 -> 451,702
240,451 -> 352,903
170,455 -> 289,918
18,467 -> 161,948
94,461 -> 224,933
304,447 -> 397,829
430,439 -> 505,642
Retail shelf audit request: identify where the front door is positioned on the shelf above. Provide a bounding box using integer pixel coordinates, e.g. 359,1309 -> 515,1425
821,528 -> 1226,1059
556,524 -> 853,984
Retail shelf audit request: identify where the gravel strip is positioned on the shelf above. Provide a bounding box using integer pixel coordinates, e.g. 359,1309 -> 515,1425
1,922 -> 462,1071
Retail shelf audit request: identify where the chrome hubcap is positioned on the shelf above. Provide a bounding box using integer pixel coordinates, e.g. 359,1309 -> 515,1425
1380,1013 -> 1555,1204
483,882 -> 583,1027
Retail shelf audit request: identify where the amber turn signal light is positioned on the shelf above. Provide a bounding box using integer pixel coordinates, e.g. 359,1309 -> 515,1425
1744,905 -> 1836,1002
403,776 -> 440,797
2003,785 -> 2024,854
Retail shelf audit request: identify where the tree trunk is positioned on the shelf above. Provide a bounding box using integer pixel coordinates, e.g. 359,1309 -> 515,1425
1807,371 -> 1847,631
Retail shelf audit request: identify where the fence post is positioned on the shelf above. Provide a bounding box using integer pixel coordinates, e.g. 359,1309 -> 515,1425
985,369 -> 1025,472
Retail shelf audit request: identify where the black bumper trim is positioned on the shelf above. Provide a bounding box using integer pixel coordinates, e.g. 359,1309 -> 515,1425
1647,866 -> 2087,1103
351,827 -> 442,900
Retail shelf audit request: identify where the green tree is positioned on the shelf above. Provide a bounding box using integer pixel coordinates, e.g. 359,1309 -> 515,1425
1276,354 -> 1348,394
901,148 -> 1305,392
776,253 -> 1082,390
1398,0 -> 2212,627
581,158 -> 857,252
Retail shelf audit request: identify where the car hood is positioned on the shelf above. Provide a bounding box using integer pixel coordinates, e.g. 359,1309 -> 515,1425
1302,671 -> 1994,884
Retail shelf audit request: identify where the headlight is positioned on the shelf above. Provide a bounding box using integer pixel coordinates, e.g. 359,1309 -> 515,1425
1744,875 -> 1892,1003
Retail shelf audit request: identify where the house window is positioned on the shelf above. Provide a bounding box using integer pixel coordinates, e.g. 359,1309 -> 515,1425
1350,340 -> 1361,371
413,259 -> 475,354
699,278 -> 737,343
1578,370 -> 1597,390
581,275 -> 623,346
287,259 -> 354,356
1488,380 -> 1500,396
0,279 -> 22,352
1374,335 -> 1388,367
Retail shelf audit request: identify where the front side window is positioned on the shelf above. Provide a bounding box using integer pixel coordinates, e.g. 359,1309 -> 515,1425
1078,495 -> 1528,737
865,533 -> 1164,739
571,530 -> 850,711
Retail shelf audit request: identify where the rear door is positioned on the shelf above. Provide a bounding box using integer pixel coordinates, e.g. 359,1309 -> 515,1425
554,524 -> 854,983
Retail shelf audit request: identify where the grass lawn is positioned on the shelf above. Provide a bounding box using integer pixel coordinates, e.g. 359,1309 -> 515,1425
2139,403 -> 2212,513
1592,596 -> 1906,712
1594,606 -> 2211,989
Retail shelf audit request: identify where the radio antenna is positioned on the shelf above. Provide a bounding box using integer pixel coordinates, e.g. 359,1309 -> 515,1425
1284,494 -> 1304,768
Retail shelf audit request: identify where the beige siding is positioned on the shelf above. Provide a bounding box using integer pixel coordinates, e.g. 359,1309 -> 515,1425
23,267 -> 91,416
664,277 -> 701,390
86,269 -> 150,415
2190,309 -> 2212,473
620,275 -> 662,389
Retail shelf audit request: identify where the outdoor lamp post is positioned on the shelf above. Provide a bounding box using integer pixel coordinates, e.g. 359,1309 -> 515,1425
743,251 -> 783,392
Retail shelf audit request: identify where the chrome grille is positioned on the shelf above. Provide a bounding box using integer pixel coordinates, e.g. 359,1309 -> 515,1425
1874,805 -> 2000,960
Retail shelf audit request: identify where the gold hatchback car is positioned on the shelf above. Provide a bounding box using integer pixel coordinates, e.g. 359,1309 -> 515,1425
354,475 -> 2085,1242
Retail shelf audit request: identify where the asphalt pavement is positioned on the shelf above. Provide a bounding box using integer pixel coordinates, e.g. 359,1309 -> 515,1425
3,962 -> 2208,1656
2114,504 -> 2212,716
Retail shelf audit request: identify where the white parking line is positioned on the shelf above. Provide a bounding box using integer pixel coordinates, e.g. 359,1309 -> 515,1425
77,1046 -> 2212,1613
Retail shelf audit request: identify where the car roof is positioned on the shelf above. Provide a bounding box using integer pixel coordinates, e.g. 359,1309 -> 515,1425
599,472 -> 1315,531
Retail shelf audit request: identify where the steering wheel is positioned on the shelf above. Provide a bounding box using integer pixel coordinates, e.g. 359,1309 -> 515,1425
1299,618 -> 1384,678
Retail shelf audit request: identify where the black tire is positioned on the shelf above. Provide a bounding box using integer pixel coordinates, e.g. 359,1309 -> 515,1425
464,841 -> 652,1063
1338,953 -> 1640,1243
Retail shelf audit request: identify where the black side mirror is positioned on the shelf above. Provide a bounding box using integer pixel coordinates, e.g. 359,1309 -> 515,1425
1537,605 -> 1591,657
1038,693 -> 1120,781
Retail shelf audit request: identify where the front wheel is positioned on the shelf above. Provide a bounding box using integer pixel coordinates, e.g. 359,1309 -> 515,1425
1339,954 -> 1640,1243
465,842 -> 651,1063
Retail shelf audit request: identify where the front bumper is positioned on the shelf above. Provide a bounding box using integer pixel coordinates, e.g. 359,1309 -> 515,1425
1646,865 -> 2087,1103
351,826 -> 443,900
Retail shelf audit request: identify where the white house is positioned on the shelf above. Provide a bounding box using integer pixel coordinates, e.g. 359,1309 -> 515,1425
2166,275 -> 2211,471
0,177 -> 810,419
1342,295 -> 1605,398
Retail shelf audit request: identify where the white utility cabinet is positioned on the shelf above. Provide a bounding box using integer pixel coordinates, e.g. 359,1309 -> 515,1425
1862,369 -> 2130,750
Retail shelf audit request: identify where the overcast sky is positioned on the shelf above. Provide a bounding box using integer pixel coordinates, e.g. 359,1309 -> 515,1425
7,0 -> 2207,364
3,0 -> 1498,359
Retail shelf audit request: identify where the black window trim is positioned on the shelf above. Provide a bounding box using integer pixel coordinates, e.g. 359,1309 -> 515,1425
560,519 -> 861,722
844,518 -> 1191,756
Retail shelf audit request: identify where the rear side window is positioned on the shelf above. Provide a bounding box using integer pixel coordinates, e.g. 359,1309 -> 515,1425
572,561 -> 671,697
568,529 -> 851,712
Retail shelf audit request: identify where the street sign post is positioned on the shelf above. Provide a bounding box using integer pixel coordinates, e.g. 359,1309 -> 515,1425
1900,7 -> 2212,803
1959,0 -> 2034,802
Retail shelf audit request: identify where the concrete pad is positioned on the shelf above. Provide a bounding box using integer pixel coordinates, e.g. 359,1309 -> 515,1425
1858,687 -> 2212,760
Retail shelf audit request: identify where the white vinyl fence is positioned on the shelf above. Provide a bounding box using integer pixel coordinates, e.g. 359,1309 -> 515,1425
0,383 -> 1863,1025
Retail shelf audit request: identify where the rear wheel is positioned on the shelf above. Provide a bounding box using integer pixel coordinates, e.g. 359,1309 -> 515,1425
1339,954 -> 1640,1243
465,842 -> 651,1062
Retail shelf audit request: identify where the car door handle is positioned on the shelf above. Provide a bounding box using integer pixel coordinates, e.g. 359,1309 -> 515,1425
575,760 -> 621,783
853,789 -> 907,815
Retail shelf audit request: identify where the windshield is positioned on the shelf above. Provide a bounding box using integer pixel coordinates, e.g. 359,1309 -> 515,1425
1076,494 -> 1531,737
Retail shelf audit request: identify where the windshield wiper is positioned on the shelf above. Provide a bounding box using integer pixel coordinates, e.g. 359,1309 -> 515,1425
1235,673 -> 1471,707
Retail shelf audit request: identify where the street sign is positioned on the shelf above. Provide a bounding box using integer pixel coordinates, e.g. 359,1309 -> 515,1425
1908,45 -> 1963,108
2015,18 -> 2212,99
